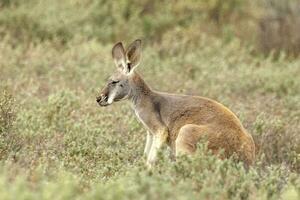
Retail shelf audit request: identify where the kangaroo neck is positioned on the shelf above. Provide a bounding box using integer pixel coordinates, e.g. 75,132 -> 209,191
128,72 -> 154,107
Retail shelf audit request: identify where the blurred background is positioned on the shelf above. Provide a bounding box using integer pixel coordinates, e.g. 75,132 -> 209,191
0,0 -> 300,57
0,0 -> 299,199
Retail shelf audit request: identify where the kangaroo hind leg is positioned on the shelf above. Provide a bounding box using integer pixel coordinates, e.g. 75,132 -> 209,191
175,124 -> 210,156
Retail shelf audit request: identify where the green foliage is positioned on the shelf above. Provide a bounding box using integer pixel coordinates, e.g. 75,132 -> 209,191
0,146 -> 299,200
0,90 -> 15,135
45,90 -> 79,130
0,90 -> 20,161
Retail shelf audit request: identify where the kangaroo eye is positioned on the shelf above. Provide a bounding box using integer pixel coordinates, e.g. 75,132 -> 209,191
111,80 -> 119,84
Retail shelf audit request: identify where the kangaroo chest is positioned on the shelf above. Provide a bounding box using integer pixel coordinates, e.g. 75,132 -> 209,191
134,109 -> 152,131
134,107 -> 165,135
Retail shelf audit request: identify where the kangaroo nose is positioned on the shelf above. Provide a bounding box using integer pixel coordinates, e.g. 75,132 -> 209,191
96,96 -> 102,103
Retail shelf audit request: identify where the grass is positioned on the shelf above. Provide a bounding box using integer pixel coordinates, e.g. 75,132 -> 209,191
0,0 -> 299,199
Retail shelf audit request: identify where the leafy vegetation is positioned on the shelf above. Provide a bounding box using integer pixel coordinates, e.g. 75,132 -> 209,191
0,0 -> 299,199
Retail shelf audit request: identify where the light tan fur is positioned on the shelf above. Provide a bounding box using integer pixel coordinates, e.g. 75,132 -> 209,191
97,39 -> 255,168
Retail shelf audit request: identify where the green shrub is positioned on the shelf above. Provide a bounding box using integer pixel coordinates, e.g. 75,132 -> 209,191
45,90 -> 79,130
0,145 -> 299,200
0,90 -> 15,135
0,90 -> 21,160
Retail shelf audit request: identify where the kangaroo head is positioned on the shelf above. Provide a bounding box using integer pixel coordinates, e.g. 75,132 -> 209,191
97,39 -> 142,106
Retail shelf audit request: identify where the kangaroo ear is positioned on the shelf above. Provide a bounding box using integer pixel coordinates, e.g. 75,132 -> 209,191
112,42 -> 126,72
125,39 -> 142,73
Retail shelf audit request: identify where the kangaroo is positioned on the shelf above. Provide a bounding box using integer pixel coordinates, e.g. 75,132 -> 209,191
96,39 -> 255,168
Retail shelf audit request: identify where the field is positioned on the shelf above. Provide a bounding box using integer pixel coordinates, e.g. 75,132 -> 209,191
0,0 -> 299,199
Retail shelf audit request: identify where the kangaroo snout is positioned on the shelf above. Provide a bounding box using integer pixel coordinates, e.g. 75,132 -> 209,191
96,96 -> 101,103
